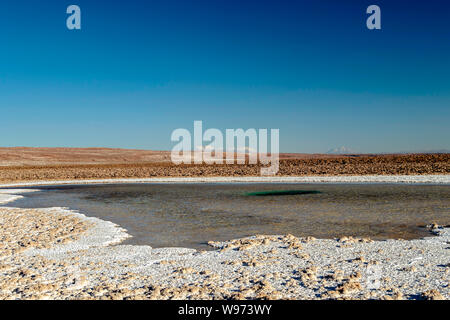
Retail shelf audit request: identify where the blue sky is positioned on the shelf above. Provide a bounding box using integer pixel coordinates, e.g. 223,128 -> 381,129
0,0 -> 449,153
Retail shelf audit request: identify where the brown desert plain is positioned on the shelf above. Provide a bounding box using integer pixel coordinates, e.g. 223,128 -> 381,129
0,147 -> 448,183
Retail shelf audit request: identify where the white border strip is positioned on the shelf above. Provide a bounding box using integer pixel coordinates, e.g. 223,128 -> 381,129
0,175 -> 449,188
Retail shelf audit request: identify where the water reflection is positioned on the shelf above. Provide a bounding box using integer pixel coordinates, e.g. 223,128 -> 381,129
6,183 -> 450,250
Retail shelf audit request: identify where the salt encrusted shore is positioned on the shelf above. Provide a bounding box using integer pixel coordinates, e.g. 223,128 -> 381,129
0,180 -> 449,300
1,174 -> 450,188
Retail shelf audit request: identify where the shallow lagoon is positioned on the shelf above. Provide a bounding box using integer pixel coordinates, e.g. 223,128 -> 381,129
6,183 -> 450,250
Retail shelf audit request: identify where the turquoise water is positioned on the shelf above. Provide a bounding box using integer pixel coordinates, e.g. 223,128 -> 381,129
5,183 -> 450,250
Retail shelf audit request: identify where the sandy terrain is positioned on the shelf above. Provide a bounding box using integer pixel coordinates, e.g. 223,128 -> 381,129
0,188 -> 448,300
0,148 -> 448,183
0,147 -> 353,167
0,147 -> 173,166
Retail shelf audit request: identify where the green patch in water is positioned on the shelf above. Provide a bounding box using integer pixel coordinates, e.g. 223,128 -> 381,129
245,190 -> 322,197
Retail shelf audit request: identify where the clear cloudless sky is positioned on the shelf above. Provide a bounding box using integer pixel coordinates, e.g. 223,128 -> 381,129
0,0 -> 449,153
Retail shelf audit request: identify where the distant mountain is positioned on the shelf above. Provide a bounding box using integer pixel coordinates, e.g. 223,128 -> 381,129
397,149 -> 450,154
326,146 -> 357,155
325,147 -> 450,155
